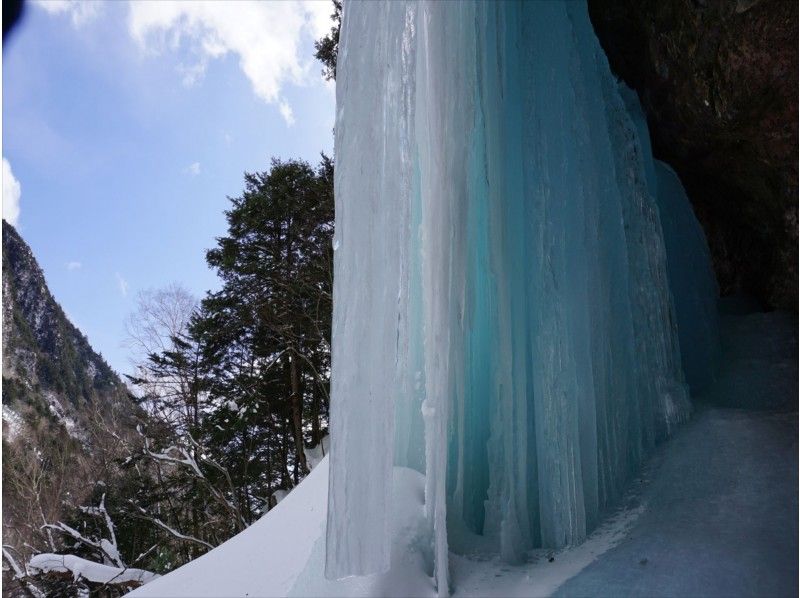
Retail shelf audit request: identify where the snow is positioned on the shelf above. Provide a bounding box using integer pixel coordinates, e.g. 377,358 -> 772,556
272,489 -> 289,505
291,467 -> 435,598
44,391 -> 83,440
129,456 -> 332,598
304,435 -> 329,471
28,554 -> 158,586
555,408 -> 797,598
128,454 -> 639,598
2,404 -> 23,440
450,504 -> 647,598
554,309 -> 798,597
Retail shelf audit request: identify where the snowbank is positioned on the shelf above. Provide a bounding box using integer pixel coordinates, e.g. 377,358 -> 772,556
129,456 -> 332,597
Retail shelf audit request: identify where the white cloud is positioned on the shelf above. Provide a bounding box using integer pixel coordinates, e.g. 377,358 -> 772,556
184,162 -> 201,176
279,101 -> 296,127
2,158 -> 21,226
32,0 -> 103,27
128,1 -> 333,125
66,261 -> 82,271
177,60 -> 207,88
302,0 -> 336,40
115,272 -> 129,297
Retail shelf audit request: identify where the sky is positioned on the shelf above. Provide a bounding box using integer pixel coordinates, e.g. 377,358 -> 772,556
2,0 -> 336,375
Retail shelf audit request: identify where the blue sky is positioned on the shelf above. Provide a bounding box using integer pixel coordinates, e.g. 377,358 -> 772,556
3,0 -> 336,374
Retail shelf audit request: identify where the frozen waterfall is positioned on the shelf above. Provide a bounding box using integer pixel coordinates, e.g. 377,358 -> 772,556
326,1 -> 712,594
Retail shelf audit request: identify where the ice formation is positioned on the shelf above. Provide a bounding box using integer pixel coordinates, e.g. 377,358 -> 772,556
327,1 -> 711,594
652,161 -> 720,393
620,87 -> 720,393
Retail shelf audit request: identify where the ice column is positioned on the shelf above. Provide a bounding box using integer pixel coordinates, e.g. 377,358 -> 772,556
327,1 -> 699,592
653,162 -> 720,393
324,1 -> 412,579
620,86 -> 720,393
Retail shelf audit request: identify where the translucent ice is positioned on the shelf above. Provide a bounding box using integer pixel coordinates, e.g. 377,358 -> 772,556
653,162 -> 720,392
326,1 -> 697,592
620,85 -> 720,393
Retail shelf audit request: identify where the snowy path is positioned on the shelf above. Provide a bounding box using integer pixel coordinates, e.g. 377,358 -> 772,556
553,407 -> 797,597
553,310 -> 798,597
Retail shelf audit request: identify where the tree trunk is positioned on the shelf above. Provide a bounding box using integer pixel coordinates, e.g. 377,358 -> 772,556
311,384 -> 321,447
281,426 -> 291,489
290,350 -> 308,479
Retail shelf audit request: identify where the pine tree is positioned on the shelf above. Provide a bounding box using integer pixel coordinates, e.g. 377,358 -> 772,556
314,0 -> 341,81
193,156 -> 333,494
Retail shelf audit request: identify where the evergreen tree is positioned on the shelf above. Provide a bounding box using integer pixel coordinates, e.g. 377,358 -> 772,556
193,155 -> 333,494
117,157 -> 334,581
314,0 -> 341,81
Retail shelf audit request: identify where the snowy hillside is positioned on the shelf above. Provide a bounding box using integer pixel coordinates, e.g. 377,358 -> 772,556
130,457 -> 333,597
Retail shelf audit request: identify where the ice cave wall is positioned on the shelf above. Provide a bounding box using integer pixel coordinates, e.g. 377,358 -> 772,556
326,1 -> 712,592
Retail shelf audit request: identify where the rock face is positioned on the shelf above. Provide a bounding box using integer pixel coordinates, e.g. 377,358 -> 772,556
588,0 -> 797,310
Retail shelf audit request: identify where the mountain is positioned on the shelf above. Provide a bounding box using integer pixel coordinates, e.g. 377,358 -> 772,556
2,220 -> 131,440
2,219 -> 139,587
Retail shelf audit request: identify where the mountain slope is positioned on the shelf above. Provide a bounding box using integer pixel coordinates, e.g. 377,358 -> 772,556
2,219 -> 140,588
2,219 -> 129,434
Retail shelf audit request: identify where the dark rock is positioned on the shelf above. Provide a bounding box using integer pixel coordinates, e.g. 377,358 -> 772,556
588,0 -> 797,310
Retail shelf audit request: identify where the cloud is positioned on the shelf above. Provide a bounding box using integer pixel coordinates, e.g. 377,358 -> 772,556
2,158 -> 21,226
66,261 -> 82,271
128,1 -> 332,125
115,272 -> 129,297
278,101 -> 295,127
177,61 -> 207,88
184,162 -> 201,176
31,0 -> 103,27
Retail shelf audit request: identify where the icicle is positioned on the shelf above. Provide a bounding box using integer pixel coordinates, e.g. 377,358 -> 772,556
324,1 -> 412,579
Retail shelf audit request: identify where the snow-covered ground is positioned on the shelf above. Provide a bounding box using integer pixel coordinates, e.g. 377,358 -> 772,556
130,310 -> 797,597
554,407 -> 797,598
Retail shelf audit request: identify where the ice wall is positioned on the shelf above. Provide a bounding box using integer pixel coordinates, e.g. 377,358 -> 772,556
620,87 -> 720,393
653,163 -> 720,392
327,1 -> 695,593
